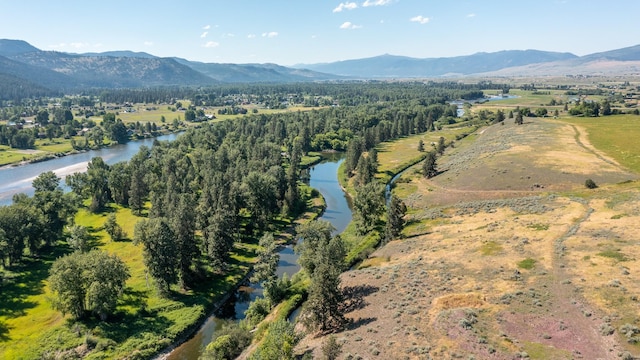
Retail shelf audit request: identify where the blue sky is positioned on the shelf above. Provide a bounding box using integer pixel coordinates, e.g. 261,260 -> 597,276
1,0 -> 639,65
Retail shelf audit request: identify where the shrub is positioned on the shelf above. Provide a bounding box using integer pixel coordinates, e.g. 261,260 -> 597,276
585,178 -> 598,189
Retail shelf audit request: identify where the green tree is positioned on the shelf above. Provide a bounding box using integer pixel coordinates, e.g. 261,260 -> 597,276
36,109 -> 49,126
295,220 -> 335,276
128,146 -> 150,215
48,250 -> 129,320
422,150 -> 438,178
32,171 -> 77,246
417,139 -> 425,152
202,322 -> 252,360
304,235 -> 347,332
108,162 -> 131,206
322,335 -> 343,360
134,218 -> 178,296
353,182 -> 385,234
45,125 -> 56,141
204,205 -> 237,269
32,170 -> 60,192
67,225 -> 90,252
385,194 -> 407,242
601,100 -> 612,116
494,109 -> 505,124
251,319 -> 298,360
436,136 -> 446,155
89,127 -> 104,146
251,233 -> 281,303
110,120 -> 129,144
170,194 -> 198,288
84,250 -> 130,320
0,228 -> 7,267
184,109 -> 196,121
0,201 -> 46,259
103,214 -> 125,241
241,171 -> 278,230
515,111 -> 524,125
86,157 -> 111,212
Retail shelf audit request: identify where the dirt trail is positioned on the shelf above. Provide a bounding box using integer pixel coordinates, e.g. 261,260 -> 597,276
294,119 -> 637,359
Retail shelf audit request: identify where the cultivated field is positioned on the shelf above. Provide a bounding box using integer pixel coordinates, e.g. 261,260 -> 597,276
296,116 -> 640,359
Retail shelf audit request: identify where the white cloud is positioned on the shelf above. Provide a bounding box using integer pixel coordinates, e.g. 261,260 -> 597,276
200,31 -> 208,38
224,33 -> 235,38
144,41 -> 154,47
262,31 -> 279,38
48,43 -> 66,49
410,15 -> 430,24
466,13 -> 476,18
203,41 -> 219,48
340,21 -> 362,29
333,2 -> 358,12
203,25 -> 211,30
247,34 -> 256,39
362,0 -> 394,7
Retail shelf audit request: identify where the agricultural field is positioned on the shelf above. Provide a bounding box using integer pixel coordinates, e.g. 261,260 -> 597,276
296,113 -> 640,359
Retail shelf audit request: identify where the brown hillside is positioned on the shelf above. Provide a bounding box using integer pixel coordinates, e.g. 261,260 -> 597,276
296,118 -> 640,360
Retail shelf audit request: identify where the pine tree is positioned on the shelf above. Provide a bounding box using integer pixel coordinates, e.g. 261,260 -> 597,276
385,195 -> 407,242
422,151 -> 438,178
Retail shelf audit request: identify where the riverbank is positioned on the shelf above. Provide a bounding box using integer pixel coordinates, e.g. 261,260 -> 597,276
153,176 -> 329,359
0,129 -> 184,169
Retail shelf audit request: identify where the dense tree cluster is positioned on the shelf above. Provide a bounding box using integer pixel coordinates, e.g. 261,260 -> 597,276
0,171 -> 77,265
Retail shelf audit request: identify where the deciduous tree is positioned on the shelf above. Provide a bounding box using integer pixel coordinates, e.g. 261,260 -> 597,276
48,250 -> 129,320
353,182 -> 385,234
134,218 -> 178,296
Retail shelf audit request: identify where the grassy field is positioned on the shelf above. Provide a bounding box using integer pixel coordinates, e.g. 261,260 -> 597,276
562,114 -> 640,173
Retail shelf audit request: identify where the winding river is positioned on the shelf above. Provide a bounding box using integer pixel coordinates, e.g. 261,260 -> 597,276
164,153 -> 352,359
0,138 -> 353,360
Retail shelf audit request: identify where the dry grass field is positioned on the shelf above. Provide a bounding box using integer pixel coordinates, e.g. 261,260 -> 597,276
296,117 -> 640,359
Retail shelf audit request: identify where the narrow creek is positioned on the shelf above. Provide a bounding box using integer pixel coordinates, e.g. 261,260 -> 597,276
163,153 -> 352,360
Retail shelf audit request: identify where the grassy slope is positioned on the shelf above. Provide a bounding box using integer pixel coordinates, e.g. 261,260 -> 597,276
296,106 -> 640,358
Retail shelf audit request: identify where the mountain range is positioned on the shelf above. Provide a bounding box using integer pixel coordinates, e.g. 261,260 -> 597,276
1,39 -> 640,95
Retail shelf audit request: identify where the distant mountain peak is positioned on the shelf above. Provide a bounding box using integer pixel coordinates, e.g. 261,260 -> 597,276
0,39 -> 40,56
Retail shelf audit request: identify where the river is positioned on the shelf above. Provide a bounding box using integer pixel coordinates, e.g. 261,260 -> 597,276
163,153 -> 352,360
0,139 -> 352,359
0,133 -> 179,206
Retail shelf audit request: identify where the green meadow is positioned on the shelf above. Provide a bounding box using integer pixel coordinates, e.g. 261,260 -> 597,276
563,114 -> 640,173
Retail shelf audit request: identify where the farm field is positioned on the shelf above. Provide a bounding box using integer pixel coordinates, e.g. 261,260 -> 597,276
296,115 -> 640,359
